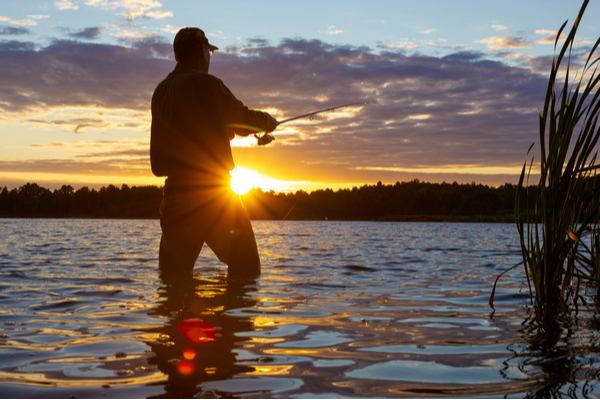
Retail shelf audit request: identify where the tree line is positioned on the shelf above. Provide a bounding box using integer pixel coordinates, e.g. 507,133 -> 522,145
0,183 -> 163,219
0,180 -> 537,221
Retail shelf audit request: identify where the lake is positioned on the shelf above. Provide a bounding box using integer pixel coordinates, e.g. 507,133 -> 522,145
1,219 -> 599,398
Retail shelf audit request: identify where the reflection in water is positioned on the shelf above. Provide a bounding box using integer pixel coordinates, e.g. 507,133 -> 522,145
144,274 -> 256,398
503,306 -> 600,398
4,220 -> 600,397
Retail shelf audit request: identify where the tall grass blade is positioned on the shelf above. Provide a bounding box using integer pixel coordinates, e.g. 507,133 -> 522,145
493,0 -> 600,315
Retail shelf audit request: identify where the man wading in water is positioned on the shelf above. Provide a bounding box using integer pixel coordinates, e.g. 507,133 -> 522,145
151,27 -> 278,280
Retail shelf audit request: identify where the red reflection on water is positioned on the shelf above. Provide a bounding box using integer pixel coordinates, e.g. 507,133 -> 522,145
183,349 -> 196,360
178,318 -> 216,344
177,361 -> 194,375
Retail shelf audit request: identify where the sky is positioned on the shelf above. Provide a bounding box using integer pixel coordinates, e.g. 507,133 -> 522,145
1,0 -> 599,192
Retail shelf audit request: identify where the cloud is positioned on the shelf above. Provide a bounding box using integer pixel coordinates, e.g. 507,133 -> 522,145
492,24 -> 508,31
497,52 -> 533,62
535,29 -> 567,45
210,39 -> 552,176
85,0 -> 163,8
208,31 -> 223,38
161,24 -> 180,34
28,138 -> 146,151
377,40 -> 418,50
0,25 -> 31,35
110,22 -> 140,28
121,10 -> 173,21
0,139 -> 152,188
0,37 -> 172,113
111,30 -> 158,41
69,26 -> 103,39
1,36 -> 566,186
86,0 -> 172,21
0,40 -> 36,52
320,25 -> 343,35
421,29 -> 436,34
476,36 -> 533,50
56,1 -> 79,11
0,16 -> 37,26
141,10 -> 172,19
27,117 -> 110,133
0,154 -> 149,176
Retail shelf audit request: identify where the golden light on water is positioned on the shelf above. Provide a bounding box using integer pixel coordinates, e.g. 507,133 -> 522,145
230,167 -> 286,195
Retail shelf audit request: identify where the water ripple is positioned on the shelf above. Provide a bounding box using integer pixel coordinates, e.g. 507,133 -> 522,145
0,219 -> 599,398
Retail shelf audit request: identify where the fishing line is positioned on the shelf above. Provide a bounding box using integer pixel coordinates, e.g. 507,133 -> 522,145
282,192 -> 305,221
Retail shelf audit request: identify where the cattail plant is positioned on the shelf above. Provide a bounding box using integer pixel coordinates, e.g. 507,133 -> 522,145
491,0 -> 600,314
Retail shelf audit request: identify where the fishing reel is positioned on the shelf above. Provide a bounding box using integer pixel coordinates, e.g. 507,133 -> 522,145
255,132 -> 275,146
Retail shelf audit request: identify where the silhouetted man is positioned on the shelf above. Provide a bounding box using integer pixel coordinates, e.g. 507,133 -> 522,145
151,27 -> 277,280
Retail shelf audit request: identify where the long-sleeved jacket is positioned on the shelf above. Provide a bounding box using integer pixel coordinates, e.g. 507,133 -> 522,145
150,62 -> 273,183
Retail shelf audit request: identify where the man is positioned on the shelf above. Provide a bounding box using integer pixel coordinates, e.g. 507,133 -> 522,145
151,27 -> 278,280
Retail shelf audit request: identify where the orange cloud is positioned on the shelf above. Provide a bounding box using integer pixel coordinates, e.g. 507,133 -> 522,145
476,36 -> 533,50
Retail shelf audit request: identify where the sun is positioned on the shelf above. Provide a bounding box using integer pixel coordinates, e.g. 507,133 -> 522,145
230,167 -> 282,195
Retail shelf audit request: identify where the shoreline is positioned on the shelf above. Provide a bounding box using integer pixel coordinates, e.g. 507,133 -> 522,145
0,215 -> 517,223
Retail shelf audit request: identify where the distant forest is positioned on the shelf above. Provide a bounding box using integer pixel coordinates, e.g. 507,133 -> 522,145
0,180 -> 535,222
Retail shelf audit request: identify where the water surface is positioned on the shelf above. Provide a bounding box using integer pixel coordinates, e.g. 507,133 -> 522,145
1,219 -> 599,398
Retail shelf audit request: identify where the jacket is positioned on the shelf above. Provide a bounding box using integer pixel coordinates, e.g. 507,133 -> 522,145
150,62 -> 273,183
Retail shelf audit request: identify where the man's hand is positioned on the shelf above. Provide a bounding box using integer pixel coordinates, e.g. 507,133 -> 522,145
265,115 -> 278,133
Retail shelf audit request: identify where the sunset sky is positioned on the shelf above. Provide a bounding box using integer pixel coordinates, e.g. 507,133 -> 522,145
1,0 -> 599,192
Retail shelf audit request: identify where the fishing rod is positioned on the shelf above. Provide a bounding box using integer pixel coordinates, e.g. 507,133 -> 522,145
278,101 -> 370,125
255,101 -> 371,146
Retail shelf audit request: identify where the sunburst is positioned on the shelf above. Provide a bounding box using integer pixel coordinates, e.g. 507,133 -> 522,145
230,167 -> 283,195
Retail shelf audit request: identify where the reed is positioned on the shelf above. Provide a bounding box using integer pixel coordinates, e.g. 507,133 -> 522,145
490,0 -> 600,314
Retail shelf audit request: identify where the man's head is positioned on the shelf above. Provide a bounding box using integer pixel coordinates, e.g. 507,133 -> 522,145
173,27 -> 218,71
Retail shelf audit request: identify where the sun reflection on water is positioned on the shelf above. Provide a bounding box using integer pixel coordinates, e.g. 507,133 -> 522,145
2,220 -> 600,397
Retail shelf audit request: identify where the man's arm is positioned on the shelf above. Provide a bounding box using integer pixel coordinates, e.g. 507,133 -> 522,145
215,79 -> 278,137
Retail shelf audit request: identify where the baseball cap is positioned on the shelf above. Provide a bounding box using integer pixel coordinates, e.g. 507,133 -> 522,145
173,27 -> 219,52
